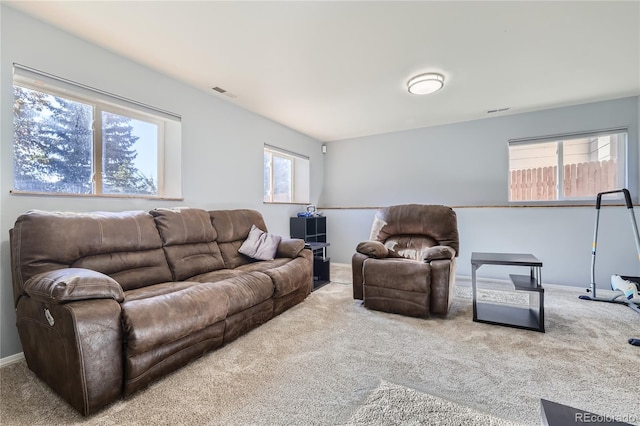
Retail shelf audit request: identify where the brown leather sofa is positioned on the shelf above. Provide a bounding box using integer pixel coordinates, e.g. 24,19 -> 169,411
352,204 -> 459,318
10,207 -> 312,416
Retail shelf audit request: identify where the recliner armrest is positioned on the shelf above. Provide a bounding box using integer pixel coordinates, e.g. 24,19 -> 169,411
421,246 -> 456,262
356,241 -> 389,258
356,241 -> 405,259
24,268 -> 124,304
276,238 -> 306,258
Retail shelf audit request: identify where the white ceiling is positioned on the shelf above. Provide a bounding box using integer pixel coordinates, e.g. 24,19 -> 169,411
5,1 -> 640,142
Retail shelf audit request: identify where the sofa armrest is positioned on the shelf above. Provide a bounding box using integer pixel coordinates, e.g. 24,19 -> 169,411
421,246 -> 456,262
24,268 -> 124,304
16,297 -> 123,415
276,238 -> 306,258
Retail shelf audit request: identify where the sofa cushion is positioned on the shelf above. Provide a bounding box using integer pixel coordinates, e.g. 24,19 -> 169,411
188,269 -> 246,284
121,283 -> 229,354
238,225 -> 281,261
73,248 -> 172,291
209,272 -> 274,316
124,281 -> 199,302
210,209 -> 267,243
217,240 -> 248,269
210,209 -> 268,268
162,243 -> 226,281
151,207 -> 217,245
262,257 -> 312,298
11,210 -> 170,300
183,271 -> 273,316
234,258 -> 291,273
276,238 -> 306,258
151,208 -> 225,280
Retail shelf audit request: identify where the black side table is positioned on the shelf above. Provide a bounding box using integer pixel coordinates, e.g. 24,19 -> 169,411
471,252 -> 545,332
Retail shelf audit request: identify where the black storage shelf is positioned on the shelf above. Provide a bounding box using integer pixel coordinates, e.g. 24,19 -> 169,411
290,216 -> 326,243
475,303 -> 542,331
510,274 -> 545,292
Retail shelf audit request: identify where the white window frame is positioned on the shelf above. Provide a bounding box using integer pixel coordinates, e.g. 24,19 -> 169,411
508,128 -> 628,203
263,144 -> 310,204
11,63 -> 182,199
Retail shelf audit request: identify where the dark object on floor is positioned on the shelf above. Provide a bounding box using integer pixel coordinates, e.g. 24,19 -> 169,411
540,398 -> 633,426
629,338 -> 640,346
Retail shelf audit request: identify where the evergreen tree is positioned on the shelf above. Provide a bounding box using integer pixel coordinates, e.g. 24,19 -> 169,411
43,97 -> 93,193
14,85 -> 157,195
13,86 -> 54,189
13,85 -> 93,193
102,111 -> 156,195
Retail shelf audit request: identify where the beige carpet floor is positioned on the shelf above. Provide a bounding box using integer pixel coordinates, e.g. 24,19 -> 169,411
1,263 -> 639,425
345,380 -> 519,426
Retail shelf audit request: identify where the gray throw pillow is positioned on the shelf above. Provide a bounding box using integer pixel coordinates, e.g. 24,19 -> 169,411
238,225 -> 282,261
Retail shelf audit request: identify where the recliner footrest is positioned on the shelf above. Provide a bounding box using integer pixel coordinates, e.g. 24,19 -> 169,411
362,258 -> 431,318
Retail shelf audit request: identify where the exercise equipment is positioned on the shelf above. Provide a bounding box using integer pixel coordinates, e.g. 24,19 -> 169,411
578,188 -> 640,346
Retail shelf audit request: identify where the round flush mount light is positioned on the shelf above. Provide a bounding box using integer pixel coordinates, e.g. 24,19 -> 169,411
407,73 -> 445,95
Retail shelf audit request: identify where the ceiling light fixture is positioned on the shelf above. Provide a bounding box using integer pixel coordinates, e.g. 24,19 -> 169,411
407,73 -> 445,95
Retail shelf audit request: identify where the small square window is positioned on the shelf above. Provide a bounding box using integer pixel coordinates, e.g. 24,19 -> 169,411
263,145 -> 310,204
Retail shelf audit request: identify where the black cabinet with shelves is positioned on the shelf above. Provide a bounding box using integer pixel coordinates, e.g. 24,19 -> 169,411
290,216 -> 330,290
290,216 -> 326,242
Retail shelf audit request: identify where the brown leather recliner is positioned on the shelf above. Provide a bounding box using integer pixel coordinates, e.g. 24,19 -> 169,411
352,204 -> 459,318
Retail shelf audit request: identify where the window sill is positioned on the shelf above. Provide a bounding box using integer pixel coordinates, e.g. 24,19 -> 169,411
10,189 -> 183,201
263,201 -> 310,206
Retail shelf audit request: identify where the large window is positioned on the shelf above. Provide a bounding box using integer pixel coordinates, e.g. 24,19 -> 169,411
508,129 -> 627,202
12,64 -> 182,198
263,145 -> 310,204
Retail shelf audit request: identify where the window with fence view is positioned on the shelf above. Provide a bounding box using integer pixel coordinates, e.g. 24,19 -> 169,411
508,130 -> 627,202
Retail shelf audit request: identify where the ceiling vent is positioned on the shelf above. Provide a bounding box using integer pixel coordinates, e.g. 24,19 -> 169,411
487,107 -> 510,114
212,86 -> 237,99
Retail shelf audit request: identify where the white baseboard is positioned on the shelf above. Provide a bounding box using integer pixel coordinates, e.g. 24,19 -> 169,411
0,352 -> 25,368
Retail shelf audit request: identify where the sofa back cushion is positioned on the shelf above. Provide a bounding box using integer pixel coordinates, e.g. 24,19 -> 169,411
151,208 -> 225,280
209,209 -> 268,269
10,210 -> 173,302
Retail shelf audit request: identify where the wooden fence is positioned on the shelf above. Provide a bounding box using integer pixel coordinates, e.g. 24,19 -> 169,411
510,159 -> 616,201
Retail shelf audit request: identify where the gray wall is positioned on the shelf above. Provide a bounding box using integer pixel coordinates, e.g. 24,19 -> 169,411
320,97 -> 640,287
0,6 -> 324,359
